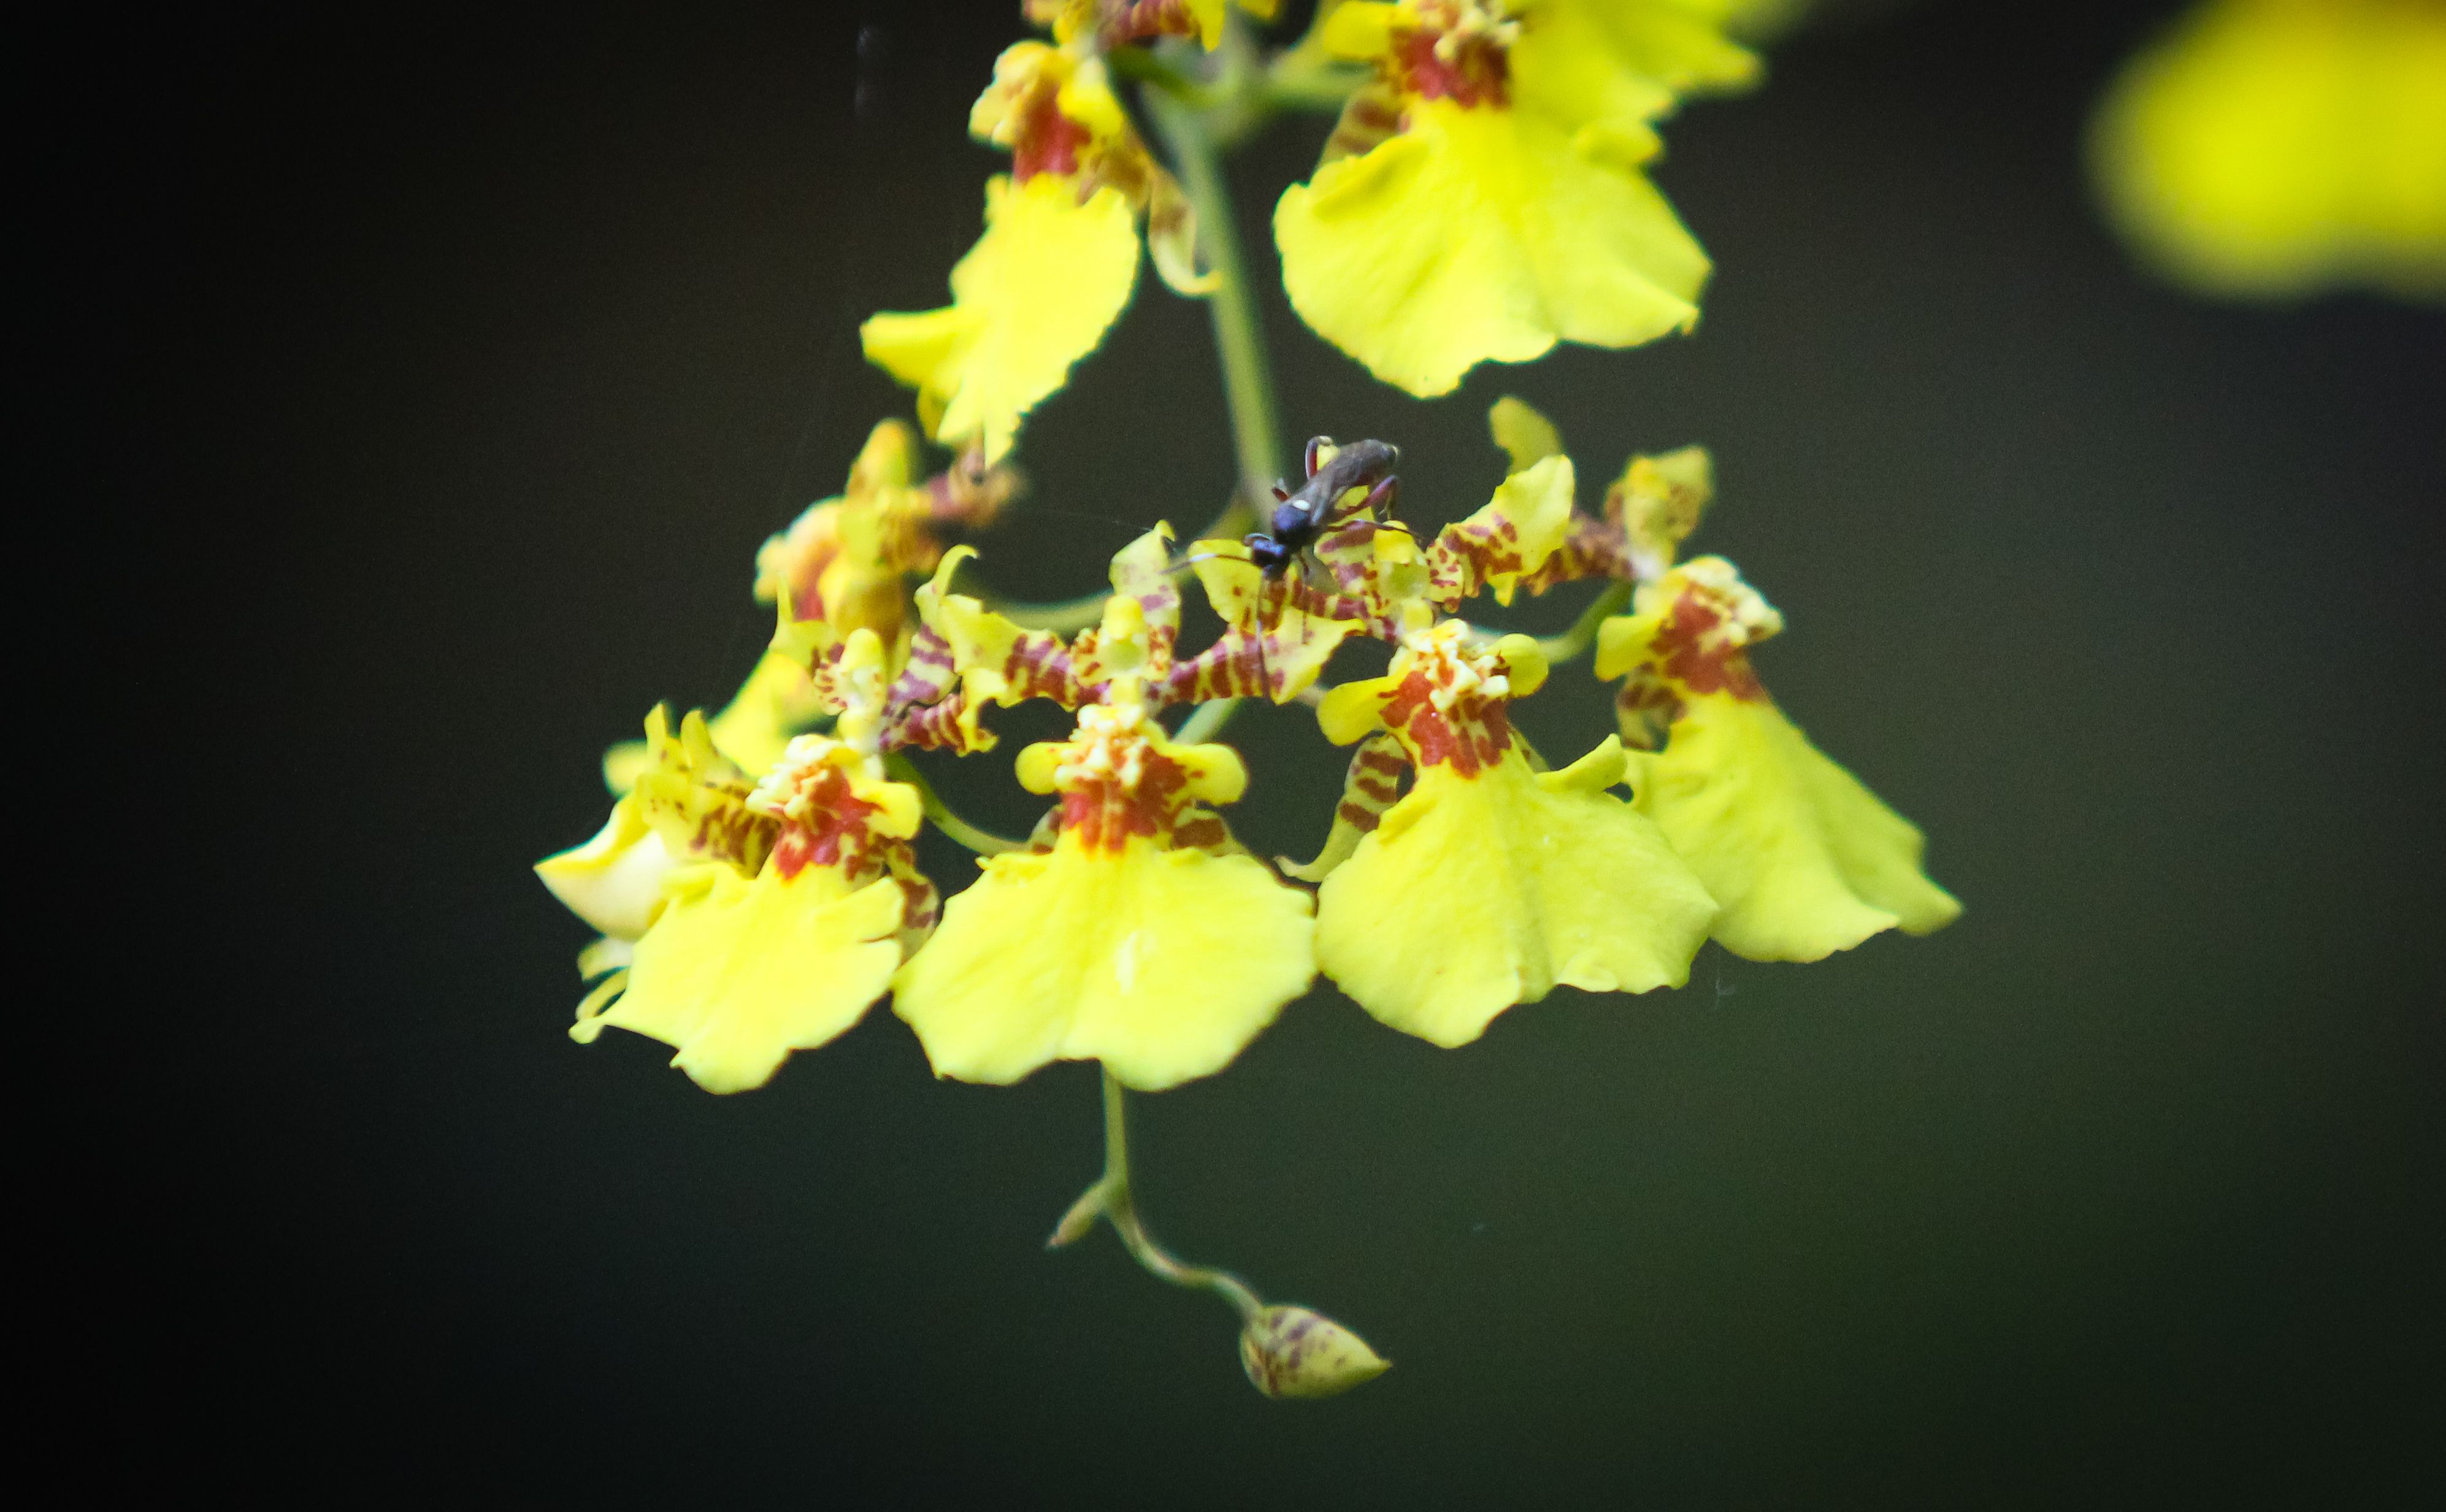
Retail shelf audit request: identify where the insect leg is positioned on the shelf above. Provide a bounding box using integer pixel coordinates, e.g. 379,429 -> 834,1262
1254,570 -> 1279,697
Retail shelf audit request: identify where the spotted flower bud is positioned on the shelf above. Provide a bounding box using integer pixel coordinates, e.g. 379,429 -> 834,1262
1239,1306 -> 1391,1400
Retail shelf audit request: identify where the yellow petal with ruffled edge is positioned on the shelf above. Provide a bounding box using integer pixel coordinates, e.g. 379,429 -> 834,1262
579,861 -> 906,1094
1512,0 -> 1760,137
862,174 -> 1140,464
1316,741 -> 1715,1046
893,834 -> 1316,1091
1277,98 -> 1707,397
1626,692 -> 1960,962
2091,0 -> 2446,301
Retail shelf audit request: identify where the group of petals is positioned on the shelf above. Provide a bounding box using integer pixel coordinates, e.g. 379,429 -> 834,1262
1277,0 -> 1758,396
881,405 -> 1959,1084
542,629 -> 945,1094
1312,620 -> 1717,1045
543,404 -> 1957,1097
859,1 -> 1765,465
1596,558 -> 1961,961
861,23 -> 1238,467
891,523 -> 1319,1091
895,708 -> 1316,1091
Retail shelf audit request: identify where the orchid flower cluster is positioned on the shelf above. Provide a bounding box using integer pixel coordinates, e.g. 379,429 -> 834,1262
539,0 -> 1956,1399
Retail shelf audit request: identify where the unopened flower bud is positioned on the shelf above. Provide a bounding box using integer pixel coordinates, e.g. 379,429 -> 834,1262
1045,1184 -> 1106,1250
1238,1306 -> 1389,1400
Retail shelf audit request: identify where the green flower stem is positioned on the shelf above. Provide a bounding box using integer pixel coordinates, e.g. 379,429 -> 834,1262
884,754 -> 1024,854
1172,696 -> 1242,745
1532,580 -> 1633,665
976,576 -> 1113,634
1145,86 -> 1285,542
1051,1069 -> 1263,1325
1105,45 -> 1229,110
1260,59 -> 1370,112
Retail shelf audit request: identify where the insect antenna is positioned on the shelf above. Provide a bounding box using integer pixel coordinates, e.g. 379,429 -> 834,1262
1016,505 -> 1150,541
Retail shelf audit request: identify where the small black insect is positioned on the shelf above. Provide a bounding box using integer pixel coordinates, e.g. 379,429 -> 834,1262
1244,436 -> 1401,578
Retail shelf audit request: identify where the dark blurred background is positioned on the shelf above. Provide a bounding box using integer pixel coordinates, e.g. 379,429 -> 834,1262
136,0 -> 2442,1502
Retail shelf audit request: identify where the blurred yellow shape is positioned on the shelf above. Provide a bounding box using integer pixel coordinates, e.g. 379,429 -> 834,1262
2093,0 -> 2446,301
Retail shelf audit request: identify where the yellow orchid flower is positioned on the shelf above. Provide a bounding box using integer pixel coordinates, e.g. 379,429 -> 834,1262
2093,0 -> 2446,301
893,702 -> 1315,1090
892,528 -> 1317,1091
754,418 -> 1014,650
580,745 -> 922,1095
1186,449 -> 1579,685
863,42 -> 1225,464
1026,0 -> 1281,50
902,523 -> 1184,750
1264,431 -> 1592,886
540,704 -> 775,942
564,631 -> 940,1094
1421,446 -> 1576,607
1516,425 -> 1715,592
1276,1 -> 1757,396
594,420 -> 1014,791
1312,620 -> 1717,1046
1595,556 -> 1960,962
